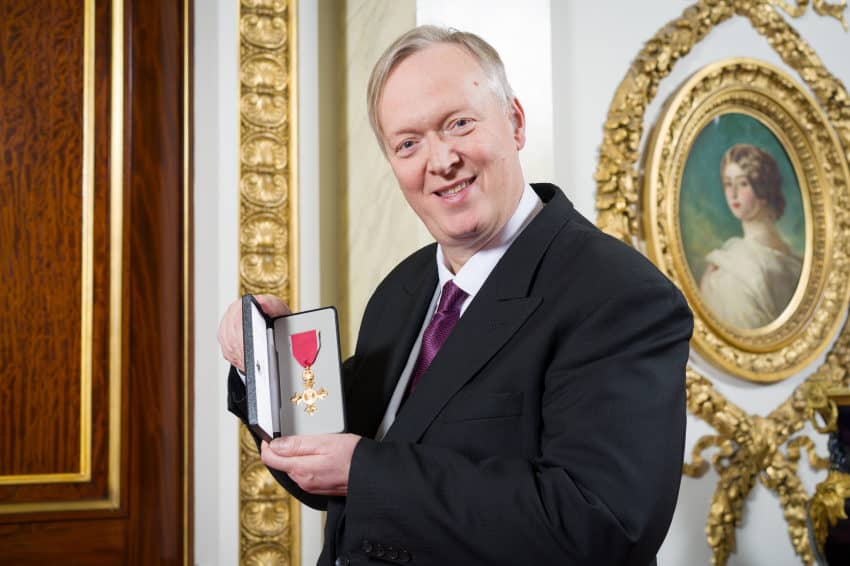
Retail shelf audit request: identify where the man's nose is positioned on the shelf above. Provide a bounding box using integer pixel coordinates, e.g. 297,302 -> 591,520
426,133 -> 459,176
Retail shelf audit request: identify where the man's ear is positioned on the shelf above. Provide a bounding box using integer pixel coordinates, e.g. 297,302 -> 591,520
509,96 -> 526,150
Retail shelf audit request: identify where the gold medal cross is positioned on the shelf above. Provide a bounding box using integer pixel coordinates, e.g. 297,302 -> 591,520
290,367 -> 329,415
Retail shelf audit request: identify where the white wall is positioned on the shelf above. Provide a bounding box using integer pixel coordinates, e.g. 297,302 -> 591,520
297,1 -> 332,562
417,0 -> 555,184
193,0 -> 240,564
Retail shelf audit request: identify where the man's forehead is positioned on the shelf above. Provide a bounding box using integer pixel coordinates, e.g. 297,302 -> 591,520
378,44 -> 491,134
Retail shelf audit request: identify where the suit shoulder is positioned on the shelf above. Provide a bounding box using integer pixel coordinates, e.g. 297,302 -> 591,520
371,242 -> 436,295
359,242 -> 436,322
547,215 -> 676,293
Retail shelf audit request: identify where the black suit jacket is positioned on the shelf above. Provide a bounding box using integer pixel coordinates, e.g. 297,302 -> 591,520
229,183 -> 693,566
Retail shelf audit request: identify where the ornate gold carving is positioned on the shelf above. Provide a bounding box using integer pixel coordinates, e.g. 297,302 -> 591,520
240,14 -> 287,49
241,93 -> 288,128
239,0 -> 299,564
242,133 -> 288,170
768,0 -> 849,28
682,361 -> 845,564
242,55 -> 288,90
809,390 -> 850,554
243,544 -> 291,566
241,172 -> 288,207
240,253 -> 289,289
810,471 -> 850,552
242,500 -> 291,537
241,214 -> 288,248
241,0 -> 287,13
594,1 -> 850,563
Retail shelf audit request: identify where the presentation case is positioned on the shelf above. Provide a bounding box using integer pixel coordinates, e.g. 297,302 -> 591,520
242,295 -> 346,441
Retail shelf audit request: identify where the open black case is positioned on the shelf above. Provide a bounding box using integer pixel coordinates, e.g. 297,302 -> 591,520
242,295 -> 347,441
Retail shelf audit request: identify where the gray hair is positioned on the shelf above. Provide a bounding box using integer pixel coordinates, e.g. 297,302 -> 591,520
366,25 -> 515,148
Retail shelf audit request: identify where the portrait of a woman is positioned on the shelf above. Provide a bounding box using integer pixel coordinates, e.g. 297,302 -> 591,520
699,144 -> 803,329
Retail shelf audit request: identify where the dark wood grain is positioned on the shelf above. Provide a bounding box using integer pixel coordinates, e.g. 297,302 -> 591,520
0,0 -> 85,477
125,0 -> 191,562
0,0 -> 192,563
0,520 -> 127,563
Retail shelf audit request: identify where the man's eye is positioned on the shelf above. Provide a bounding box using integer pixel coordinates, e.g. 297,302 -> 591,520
449,118 -> 474,132
396,140 -> 416,154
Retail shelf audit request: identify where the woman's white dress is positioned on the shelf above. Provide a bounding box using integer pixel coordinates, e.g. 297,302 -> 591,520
699,237 -> 802,329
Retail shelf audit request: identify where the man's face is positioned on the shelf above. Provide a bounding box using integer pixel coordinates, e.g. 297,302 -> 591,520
377,43 -> 526,260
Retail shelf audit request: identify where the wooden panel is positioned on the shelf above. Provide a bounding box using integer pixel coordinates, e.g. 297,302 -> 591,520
0,0 -> 192,563
0,0 -> 112,510
0,0 -> 86,478
125,0 -> 191,561
0,520 -> 127,563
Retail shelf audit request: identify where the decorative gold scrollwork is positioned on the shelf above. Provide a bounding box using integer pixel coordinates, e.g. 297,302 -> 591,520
810,470 -> 850,552
768,0 -> 849,29
240,172 -> 288,208
243,544 -> 291,566
595,1 -> 850,563
240,14 -> 287,49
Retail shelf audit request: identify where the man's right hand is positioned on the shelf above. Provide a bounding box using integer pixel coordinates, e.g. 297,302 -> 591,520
217,294 -> 291,372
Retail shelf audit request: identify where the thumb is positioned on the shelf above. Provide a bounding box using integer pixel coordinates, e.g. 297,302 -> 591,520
270,435 -> 313,456
255,294 -> 291,317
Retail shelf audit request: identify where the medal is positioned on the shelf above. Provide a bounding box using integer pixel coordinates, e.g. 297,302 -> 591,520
289,330 -> 328,415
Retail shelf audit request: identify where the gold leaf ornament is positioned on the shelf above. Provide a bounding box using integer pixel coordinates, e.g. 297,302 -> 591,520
244,544 -> 290,566
241,133 -> 288,171
240,14 -> 287,49
810,471 -> 850,552
241,500 -> 290,537
241,172 -> 288,207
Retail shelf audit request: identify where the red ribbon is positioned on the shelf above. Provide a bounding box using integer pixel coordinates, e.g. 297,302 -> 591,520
290,330 -> 320,368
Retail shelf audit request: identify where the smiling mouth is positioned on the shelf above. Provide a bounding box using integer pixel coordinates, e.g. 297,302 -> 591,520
436,177 -> 475,198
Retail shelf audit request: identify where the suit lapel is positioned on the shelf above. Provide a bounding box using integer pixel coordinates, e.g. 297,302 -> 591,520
384,184 -> 574,442
344,250 -> 438,438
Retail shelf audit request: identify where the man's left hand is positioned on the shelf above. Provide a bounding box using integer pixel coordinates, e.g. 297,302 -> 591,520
261,433 -> 362,496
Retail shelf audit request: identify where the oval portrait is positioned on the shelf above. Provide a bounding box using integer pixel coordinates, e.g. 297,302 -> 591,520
679,113 -> 806,331
642,59 -> 848,381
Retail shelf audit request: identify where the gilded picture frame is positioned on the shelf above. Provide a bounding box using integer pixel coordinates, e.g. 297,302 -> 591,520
642,58 -> 849,383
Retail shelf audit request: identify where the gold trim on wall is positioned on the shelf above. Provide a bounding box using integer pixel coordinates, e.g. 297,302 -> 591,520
106,0 -> 124,513
594,1 -> 850,564
184,0 -> 192,562
0,0 -> 124,513
78,0 -> 95,485
238,0 -> 301,564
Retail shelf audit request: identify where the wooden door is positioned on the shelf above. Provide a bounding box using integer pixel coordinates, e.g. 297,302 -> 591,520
0,0 -> 192,563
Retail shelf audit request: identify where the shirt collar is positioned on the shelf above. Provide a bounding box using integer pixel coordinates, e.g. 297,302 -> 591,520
436,183 -> 543,298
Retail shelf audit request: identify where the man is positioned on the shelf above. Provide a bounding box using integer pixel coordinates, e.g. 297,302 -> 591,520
219,26 -> 693,566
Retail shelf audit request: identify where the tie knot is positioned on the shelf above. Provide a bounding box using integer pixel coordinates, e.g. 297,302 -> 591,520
437,280 -> 467,315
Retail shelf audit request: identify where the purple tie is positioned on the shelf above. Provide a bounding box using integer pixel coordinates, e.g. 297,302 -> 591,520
407,280 -> 468,394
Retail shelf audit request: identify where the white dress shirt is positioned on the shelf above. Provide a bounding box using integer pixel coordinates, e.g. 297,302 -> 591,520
374,183 -> 543,440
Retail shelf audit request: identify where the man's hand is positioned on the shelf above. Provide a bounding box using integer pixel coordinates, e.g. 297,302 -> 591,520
217,294 -> 291,372
261,433 -> 362,496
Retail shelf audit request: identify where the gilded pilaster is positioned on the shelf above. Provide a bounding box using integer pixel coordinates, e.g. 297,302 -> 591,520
238,0 -> 300,564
